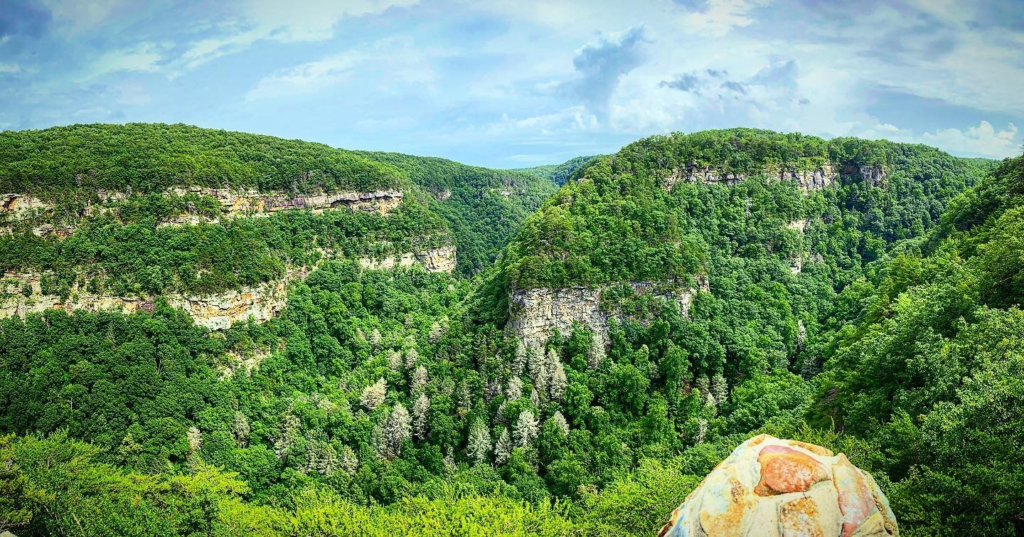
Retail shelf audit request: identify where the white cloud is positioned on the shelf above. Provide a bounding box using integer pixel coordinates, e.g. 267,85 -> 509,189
920,121 -> 1020,159
180,0 -> 418,70
93,43 -> 163,76
680,0 -> 770,37
247,37 -> 445,100
0,63 -> 20,74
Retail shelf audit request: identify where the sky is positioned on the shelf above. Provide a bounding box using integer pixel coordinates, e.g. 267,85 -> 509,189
1,0 -> 1022,168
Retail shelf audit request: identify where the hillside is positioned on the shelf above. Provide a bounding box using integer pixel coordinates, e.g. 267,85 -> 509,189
0,126 -> 1021,536
514,155 -> 597,186
0,124 -> 557,327
356,151 -> 559,275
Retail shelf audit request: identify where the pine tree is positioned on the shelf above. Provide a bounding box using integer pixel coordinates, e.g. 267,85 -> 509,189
551,411 -> 570,435
361,378 -> 387,411
340,445 -> 359,475
458,380 -> 472,417
387,349 -> 402,370
494,427 -> 513,465
513,341 -> 528,376
506,376 -> 523,400
412,393 -> 430,440
429,321 -> 446,343
411,365 -> 429,394
711,372 -> 728,405
232,411 -> 250,447
187,426 -> 203,452
274,414 -> 301,460
549,359 -> 567,400
303,430 -> 339,476
466,419 -> 491,465
404,347 -> 419,369
588,333 -> 606,369
376,403 -> 412,460
513,410 -> 539,448
530,349 -> 551,396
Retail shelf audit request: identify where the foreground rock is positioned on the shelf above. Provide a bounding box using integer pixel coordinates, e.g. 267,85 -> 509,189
659,435 -> 898,537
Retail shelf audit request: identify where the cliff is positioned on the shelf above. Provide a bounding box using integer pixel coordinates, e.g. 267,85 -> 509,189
506,278 -> 709,351
663,161 -> 889,194
1,188 -> 404,237
0,243 -> 455,329
358,245 -> 457,273
0,269 -> 299,330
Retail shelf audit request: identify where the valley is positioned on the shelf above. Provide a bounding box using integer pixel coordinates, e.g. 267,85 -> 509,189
0,124 -> 1020,536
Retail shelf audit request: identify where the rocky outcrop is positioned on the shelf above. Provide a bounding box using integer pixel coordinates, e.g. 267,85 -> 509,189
0,188 -> 404,235
165,187 -> 403,219
859,164 -> 887,187
507,279 -> 707,351
785,218 -> 809,233
1,194 -> 50,224
358,245 -> 457,273
0,268 -> 303,330
663,163 -> 837,194
659,435 -> 898,537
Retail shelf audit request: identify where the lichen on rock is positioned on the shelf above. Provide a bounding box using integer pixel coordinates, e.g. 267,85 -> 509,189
658,435 -> 898,537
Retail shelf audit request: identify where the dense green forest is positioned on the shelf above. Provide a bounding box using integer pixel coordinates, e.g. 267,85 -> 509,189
0,126 -> 1021,536
356,150 -> 558,275
0,123 -> 405,197
515,156 -> 598,186
0,125 -> 559,298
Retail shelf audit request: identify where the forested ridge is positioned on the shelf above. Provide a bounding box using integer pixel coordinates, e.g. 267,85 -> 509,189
0,125 -> 1021,536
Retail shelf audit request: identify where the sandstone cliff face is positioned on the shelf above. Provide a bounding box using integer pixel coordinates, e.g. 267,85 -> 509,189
0,270 -> 298,330
659,435 -> 898,537
0,188 -> 405,236
358,245 -> 457,273
0,244 -> 456,328
848,164 -> 888,186
507,278 -> 708,351
663,163 -> 837,194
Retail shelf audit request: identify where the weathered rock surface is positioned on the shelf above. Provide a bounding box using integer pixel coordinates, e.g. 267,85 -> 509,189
1,194 -> 49,220
507,279 -> 708,351
0,188 -> 404,236
0,269 -> 300,330
358,245 -> 457,273
663,163 -> 837,194
659,435 -> 898,537
853,164 -> 888,187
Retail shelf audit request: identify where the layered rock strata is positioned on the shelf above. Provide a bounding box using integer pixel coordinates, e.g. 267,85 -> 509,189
507,278 -> 708,351
0,243 -> 454,328
358,245 -> 457,273
663,163 -> 837,194
659,435 -> 898,537
0,188 -> 404,236
0,271 -> 295,330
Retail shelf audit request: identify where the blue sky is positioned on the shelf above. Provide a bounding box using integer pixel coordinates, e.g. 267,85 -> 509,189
1,0 -> 1022,167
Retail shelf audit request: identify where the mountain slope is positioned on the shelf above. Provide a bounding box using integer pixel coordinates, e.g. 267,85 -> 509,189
514,155 -> 597,186
0,125 -> 1019,537
356,151 -> 558,275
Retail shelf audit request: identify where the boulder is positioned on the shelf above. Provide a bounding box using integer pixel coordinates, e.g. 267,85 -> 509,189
659,435 -> 898,537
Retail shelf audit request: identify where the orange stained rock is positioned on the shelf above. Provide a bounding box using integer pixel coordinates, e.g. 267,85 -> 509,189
780,497 -> 825,537
700,475 -> 756,536
755,445 -> 829,496
834,455 -> 877,537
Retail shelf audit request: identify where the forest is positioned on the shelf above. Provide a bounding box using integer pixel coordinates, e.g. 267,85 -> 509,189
0,125 -> 1021,536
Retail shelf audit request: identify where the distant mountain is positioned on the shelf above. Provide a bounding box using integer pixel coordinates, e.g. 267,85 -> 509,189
356,151 -> 558,275
514,155 -> 599,186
